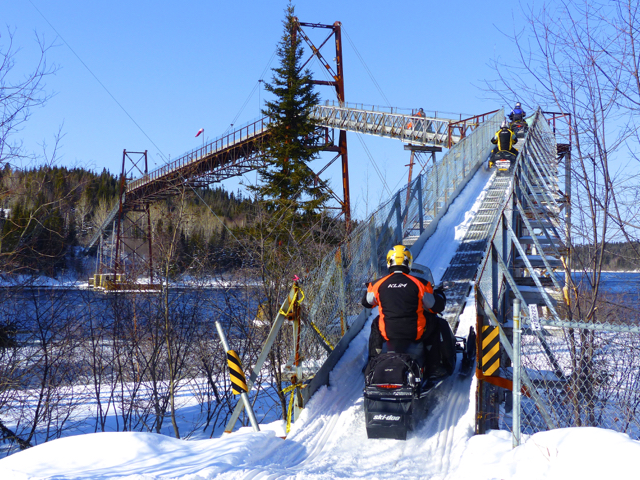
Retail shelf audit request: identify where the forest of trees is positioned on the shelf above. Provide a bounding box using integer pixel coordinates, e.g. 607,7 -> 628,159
0,164 -> 255,276
572,242 -> 640,272
2,162 -> 640,277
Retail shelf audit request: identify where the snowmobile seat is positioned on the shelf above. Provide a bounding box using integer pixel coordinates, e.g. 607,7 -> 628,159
383,339 -> 425,368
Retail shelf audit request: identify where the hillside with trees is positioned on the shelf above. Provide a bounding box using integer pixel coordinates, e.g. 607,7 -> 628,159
572,242 -> 640,272
0,165 -> 255,276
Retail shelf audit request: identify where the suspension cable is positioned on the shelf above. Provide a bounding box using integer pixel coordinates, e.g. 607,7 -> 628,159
224,49 -> 278,135
342,26 -> 392,107
27,0 -> 170,163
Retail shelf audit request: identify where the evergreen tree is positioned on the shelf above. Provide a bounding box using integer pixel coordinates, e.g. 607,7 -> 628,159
254,2 -> 326,219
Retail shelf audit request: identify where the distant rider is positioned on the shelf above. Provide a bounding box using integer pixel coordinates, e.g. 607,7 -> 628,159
491,121 -> 518,156
407,107 -> 425,130
361,245 -> 455,377
508,102 -> 526,122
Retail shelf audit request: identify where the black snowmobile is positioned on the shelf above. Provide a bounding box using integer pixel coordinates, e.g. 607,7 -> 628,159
510,119 -> 528,139
363,325 -> 476,440
488,150 -> 517,174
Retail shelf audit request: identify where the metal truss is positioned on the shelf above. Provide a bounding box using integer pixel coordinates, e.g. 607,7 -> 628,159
473,109 -> 571,434
124,118 -> 271,203
310,102 -> 459,147
111,150 -> 154,284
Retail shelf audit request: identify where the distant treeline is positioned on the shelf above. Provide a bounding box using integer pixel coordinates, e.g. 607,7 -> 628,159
0,165 -> 254,275
572,241 -> 640,271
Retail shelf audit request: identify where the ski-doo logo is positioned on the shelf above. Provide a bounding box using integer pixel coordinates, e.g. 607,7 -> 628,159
387,283 -> 408,289
373,414 -> 401,421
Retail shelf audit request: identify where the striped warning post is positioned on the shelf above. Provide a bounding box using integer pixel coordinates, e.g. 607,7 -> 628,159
481,325 -> 500,376
226,350 -> 248,395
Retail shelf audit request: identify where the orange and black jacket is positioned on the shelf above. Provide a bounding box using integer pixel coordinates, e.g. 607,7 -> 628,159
361,271 -> 446,341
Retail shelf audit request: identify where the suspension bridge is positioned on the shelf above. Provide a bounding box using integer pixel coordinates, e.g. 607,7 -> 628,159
85,102 -> 487,253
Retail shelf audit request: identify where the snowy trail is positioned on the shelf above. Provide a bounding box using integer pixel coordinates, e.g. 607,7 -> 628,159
230,169 -> 494,480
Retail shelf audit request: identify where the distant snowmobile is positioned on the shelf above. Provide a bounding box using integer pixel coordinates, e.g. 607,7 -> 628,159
510,119 -> 528,139
488,150 -> 517,174
363,324 -> 475,440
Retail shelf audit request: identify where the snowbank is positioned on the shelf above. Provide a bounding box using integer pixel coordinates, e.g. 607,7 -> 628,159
452,427 -> 640,480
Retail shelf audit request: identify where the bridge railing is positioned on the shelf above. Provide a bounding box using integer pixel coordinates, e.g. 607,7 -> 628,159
125,102 -> 470,195
126,117 -> 270,193
297,109 -> 503,401
318,99 -> 470,120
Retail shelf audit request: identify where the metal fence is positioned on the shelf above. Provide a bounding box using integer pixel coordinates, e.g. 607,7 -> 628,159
517,307 -> 640,440
473,109 -> 640,444
296,110 -> 503,393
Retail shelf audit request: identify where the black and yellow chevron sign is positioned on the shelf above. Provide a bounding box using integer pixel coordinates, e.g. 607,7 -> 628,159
481,325 -> 500,376
226,350 -> 248,395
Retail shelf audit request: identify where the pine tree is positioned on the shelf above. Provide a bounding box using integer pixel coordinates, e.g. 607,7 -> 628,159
255,1 -> 326,219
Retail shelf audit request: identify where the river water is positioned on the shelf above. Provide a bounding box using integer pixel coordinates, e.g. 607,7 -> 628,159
0,285 -> 261,341
2,272 -> 637,321
596,271 -> 640,295
562,271 -> 640,298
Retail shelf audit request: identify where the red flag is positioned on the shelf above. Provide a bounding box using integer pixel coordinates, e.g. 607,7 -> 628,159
195,128 -> 204,137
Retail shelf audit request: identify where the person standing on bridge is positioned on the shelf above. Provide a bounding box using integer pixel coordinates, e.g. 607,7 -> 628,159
407,108 -> 426,131
361,245 -> 455,377
491,121 -> 518,156
415,108 -> 426,132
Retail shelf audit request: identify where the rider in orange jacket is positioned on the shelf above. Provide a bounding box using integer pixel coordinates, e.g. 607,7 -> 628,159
362,245 -> 454,377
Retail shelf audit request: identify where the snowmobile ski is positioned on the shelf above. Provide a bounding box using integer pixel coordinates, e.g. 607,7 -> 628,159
456,326 -> 476,377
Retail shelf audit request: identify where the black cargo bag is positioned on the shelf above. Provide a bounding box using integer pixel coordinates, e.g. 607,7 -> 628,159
365,353 -> 420,386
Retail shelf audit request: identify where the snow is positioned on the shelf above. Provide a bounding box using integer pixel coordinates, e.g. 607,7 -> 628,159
414,165 -> 493,285
452,428 -> 640,480
2,167 -> 640,479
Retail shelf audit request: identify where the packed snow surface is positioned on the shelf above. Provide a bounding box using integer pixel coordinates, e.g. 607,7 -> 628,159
2,167 -> 639,479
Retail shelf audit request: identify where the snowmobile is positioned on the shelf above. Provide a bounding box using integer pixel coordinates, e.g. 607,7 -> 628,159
510,119 -> 528,139
488,150 -> 517,174
363,325 -> 476,440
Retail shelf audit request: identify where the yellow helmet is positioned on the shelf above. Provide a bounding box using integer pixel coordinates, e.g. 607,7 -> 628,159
386,245 -> 412,270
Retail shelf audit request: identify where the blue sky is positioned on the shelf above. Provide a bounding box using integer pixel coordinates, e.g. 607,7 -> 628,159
5,0 -> 526,219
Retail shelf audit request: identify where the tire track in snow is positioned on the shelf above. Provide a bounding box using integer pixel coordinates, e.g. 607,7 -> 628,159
286,366 -> 365,467
436,370 -> 471,474
238,329 -> 475,480
239,322 -> 370,479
